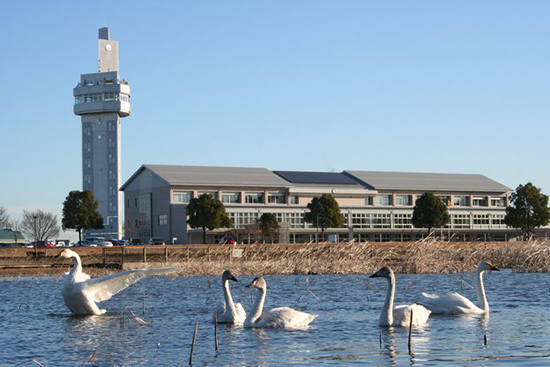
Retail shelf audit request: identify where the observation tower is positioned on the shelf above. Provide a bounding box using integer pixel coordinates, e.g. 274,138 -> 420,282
73,27 -> 131,239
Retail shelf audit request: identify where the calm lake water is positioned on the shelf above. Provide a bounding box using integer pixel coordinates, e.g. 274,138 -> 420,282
1,269 -> 549,366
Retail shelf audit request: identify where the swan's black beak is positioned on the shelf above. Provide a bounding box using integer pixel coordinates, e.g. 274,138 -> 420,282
369,272 -> 380,278
230,275 -> 238,282
55,251 -> 63,259
491,266 -> 500,271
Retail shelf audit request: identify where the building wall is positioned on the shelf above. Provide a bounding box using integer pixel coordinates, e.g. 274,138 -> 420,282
122,168 -> 515,244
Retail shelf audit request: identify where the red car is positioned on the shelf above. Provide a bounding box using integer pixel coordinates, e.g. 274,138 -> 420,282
34,241 -> 56,248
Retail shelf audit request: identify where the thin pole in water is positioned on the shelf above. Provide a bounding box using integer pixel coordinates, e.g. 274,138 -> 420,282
484,334 -> 487,346
214,313 -> 219,353
408,309 -> 413,355
379,331 -> 382,349
189,322 -> 198,366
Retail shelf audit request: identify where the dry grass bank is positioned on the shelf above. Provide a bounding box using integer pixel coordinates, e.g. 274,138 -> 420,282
0,240 -> 549,277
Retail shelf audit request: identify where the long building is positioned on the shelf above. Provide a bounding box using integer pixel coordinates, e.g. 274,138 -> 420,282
73,28 -> 131,239
120,165 -> 517,243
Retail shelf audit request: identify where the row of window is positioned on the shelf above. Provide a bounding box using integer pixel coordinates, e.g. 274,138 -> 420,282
75,92 -> 131,104
172,191 -> 298,205
172,191 -> 506,208
194,211 -> 508,230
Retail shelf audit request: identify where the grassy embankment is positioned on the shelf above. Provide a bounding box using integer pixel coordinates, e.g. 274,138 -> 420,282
0,240 -> 549,277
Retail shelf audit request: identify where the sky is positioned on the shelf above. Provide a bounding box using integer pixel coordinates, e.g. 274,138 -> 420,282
1,1 -> 549,240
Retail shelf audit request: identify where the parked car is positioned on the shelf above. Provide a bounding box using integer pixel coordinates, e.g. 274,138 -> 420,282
148,238 -> 166,245
31,240 -> 56,248
218,236 -> 236,245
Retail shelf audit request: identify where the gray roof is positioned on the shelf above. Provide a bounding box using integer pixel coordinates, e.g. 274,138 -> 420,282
274,171 -> 363,187
134,164 -> 291,188
345,170 -> 511,192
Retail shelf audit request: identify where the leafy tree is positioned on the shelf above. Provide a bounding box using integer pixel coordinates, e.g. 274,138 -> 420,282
20,209 -> 60,242
62,190 -> 103,242
259,213 -> 279,243
505,183 -> 550,239
304,194 -> 344,241
187,194 -> 232,244
412,192 -> 450,235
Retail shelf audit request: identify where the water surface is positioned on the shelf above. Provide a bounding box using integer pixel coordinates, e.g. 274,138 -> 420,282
1,269 -> 549,366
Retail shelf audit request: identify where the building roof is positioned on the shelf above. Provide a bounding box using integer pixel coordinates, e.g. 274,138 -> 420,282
0,229 -> 25,242
121,164 -> 291,189
274,171 -> 363,187
345,170 -> 511,192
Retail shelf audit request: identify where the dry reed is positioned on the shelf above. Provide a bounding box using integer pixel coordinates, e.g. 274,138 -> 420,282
1,240 -> 549,276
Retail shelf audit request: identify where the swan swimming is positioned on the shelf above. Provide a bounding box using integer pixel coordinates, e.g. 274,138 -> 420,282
420,260 -> 499,315
58,249 -> 176,316
370,266 -> 431,327
213,270 -> 246,324
244,277 -> 318,329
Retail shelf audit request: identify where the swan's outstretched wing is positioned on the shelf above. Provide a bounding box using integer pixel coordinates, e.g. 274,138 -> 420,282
85,268 -> 177,303
393,304 -> 431,327
421,292 -> 483,315
257,307 -> 318,329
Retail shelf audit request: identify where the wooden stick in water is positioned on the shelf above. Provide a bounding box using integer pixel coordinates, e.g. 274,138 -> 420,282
408,309 -> 413,355
189,322 -> 199,366
214,313 -> 219,353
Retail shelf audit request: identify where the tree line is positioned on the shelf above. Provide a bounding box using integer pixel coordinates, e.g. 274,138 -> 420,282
0,182 -> 548,244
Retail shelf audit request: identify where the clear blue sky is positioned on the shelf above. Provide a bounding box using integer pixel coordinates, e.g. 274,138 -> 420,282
1,1 -> 549,239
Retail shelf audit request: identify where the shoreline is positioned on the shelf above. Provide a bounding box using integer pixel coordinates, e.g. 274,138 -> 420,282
1,240 -> 548,277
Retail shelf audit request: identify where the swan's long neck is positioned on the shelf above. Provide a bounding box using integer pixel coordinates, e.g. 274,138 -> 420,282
476,269 -> 489,312
380,275 -> 395,326
246,287 -> 266,325
223,280 -> 236,312
68,254 -> 83,280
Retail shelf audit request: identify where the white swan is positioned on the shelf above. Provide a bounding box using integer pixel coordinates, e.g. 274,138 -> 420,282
421,260 -> 499,315
58,249 -> 176,316
244,277 -> 318,329
370,266 -> 431,327
213,270 -> 246,324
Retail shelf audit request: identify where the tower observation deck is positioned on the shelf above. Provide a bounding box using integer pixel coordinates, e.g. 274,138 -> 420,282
73,27 -> 131,240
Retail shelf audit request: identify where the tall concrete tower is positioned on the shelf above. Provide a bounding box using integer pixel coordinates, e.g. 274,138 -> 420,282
73,27 -> 131,239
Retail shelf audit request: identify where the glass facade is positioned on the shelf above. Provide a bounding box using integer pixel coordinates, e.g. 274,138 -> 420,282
75,92 -> 130,104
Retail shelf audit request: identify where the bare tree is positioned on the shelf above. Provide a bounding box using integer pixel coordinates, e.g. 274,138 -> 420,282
11,219 -> 21,244
20,209 -> 60,242
0,206 -> 11,229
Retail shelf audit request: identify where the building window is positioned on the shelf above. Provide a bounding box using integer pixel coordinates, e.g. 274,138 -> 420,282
472,197 -> 488,207
473,214 -> 490,226
222,192 -> 240,204
158,214 -> 168,226
453,196 -> 468,206
373,213 -> 391,228
365,197 -> 373,206
375,195 -> 391,206
245,193 -> 264,204
395,195 -> 412,206
289,195 -> 298,204
173,191 -> 192,204
268,194 -> 285,204
438,196 -> 451,206
491,198 -> 506,207
198,192 -> 217,199
394,213 -> 412,228
352,213 -> 371,229
452,214 -> 470,228
491,214 -> 506,226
